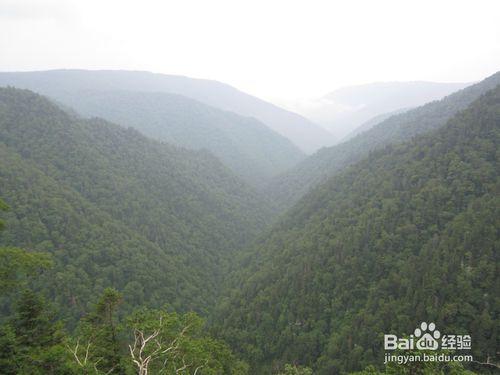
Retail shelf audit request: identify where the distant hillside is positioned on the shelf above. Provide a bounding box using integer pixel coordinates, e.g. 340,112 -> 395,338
0,87 -> 275,320
216,85 -> 500,374
266,71 -> 500,210
342,107 -> 410,141
45,89 -> 304,186
299,81 -> 471,139
0,69 -> 334,153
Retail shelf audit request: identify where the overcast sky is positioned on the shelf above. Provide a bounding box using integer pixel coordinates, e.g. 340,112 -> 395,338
1,0 -> 499,103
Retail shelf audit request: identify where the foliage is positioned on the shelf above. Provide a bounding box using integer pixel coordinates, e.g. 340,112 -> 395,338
0,247 -> 52,292
215,86 -> 500,373
6,289 -> 74,374
0,87 -> 275,320
1,74 -> 499,375
126,307 -> 247,374
0,199 -> 51,293
277,363 -> 313,375
0,287 -> 246,374
51,90 -> 305,186
0,198 -> 8,231
267,71 -> 500,210
71,288 -> 126,374
352,362 -> 476,375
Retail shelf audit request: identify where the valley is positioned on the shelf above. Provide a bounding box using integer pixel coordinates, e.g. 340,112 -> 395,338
0,71 -> 498,374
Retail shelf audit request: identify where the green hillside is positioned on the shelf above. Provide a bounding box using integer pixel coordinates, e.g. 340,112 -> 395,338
49,89 -> 304,186
0,69 -> 335,153
267,71 -> 500,210
0,87 -> 275,320
215,86 -> 500,373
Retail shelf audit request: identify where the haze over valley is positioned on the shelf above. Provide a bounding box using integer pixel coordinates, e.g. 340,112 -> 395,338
0,1 -> 499,374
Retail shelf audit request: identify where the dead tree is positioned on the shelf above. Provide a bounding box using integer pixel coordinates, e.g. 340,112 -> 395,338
128,316 -> 197,375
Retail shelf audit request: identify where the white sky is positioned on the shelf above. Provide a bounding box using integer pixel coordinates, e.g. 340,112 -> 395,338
1,0 -> 499,103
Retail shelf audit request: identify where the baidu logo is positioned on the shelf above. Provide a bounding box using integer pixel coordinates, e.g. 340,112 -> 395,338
414,322 -> 440,350
384,322 -> 471,351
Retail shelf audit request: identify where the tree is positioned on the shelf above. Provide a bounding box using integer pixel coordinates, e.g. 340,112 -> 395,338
127,308 -> 204,374
352,360 -> 477,375
70,288 -> 126,374
0,198 -> 68,372
0,199 -> 52,293
0,198 -> 8,231
127,307 -> 248,374
11,289 -> 73,374
0,247 -> 52,293
278,363 -> 313,375
0,325 -> 17,374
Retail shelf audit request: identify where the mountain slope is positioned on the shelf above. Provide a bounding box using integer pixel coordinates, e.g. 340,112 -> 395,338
215,85 -> 500,373
0,69 -> 334,153
342,107 -> 410,141
267,71 -> 500,210
0,87 -> 275,319
44,89 -> 304,186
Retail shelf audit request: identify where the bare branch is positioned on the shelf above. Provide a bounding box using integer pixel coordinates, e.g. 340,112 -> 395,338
129,316 -> 196,375
66,338 -> 84,367
471,358 -> 500,369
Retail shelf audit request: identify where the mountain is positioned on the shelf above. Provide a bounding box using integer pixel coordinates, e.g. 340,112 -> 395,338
342,107 -> 410,141
215,85 -> 500,374
0,69 -> 334,153
267,71 -> 500,210
0,87 -> 275,320
43,89 -> 304,186
298,81 -> 471,140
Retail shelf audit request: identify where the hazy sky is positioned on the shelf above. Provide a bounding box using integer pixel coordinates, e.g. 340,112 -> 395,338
1,0 -> 499,102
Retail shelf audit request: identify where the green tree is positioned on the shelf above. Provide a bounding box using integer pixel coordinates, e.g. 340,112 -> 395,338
278,363 -> 313,375
215,82 -> 500,373
0,198 -> 8,231
0,198 -> 65,372
0,324 -> 17,374
0,199 -> 52,293
72,288 -> 126,374
127,307 -> 248,374
0,247 -> 52,293
11,289 -> 73,374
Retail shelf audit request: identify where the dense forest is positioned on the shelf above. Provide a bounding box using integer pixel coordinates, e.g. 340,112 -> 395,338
45,89 -> 304,187
0,225 -> 248,374
0,70 -> 335,153
214,85 -> 500,373
0,87 -> 275,321
342,108 -> 410,142
267,71 -> 500,210
0,72 -> 498,375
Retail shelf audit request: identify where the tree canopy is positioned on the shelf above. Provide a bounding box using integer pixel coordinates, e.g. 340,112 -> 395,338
214,86 -> 500,373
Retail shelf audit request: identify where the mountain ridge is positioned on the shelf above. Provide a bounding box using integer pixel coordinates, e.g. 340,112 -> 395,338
266,71 -> 500,210
302,80 -> 471,139
46,88 -> 304,186
0,86 -> 276,320
215,84 -> 500,374
0,69 -> 334,153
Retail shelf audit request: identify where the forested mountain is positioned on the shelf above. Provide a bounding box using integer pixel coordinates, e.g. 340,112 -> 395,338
342,107 -> 410,141
38,89 -> 304,186
0,87 -> 275,321
267,71 -> 500,210
0,69 -> 334,153
0,241 -> 248,374
299,81 -> 470,139
215,85 -> 500,374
